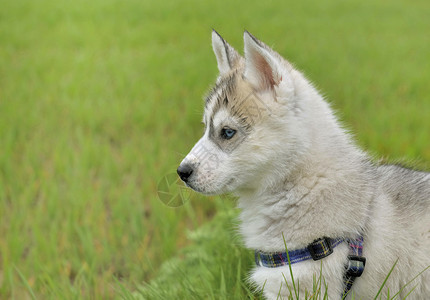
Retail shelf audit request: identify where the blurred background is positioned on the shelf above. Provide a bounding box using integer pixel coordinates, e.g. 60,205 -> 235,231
1,0 -> 429,298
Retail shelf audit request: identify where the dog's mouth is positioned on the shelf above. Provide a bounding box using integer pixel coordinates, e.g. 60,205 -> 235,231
183,181 -> 198,192
183,177 -> 236,196
185,183 -> 216,196
181,180 -> 204,194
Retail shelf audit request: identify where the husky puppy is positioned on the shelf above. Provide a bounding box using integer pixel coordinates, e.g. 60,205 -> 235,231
177,30 -> 430,299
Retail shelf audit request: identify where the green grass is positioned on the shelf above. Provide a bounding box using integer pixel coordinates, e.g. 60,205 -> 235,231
130,205 -> 263,300
0,0 -> 429,298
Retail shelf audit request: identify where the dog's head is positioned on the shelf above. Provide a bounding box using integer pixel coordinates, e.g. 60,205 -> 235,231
178,31 -> 310,195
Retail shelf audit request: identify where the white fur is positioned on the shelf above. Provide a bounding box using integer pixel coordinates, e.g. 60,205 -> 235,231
179,31 -> 430,299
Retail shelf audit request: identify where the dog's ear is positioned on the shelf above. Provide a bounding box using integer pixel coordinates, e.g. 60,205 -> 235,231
243,31 -> 283,91
212,30 -> 241,75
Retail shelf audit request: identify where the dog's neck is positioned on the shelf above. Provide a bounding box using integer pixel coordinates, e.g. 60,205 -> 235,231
236,99 -> 376,252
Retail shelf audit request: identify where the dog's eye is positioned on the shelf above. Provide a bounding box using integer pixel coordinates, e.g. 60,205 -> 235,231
221,127 -> 236,140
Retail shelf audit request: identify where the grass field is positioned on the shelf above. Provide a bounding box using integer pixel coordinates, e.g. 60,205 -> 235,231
1,0 -> 429,298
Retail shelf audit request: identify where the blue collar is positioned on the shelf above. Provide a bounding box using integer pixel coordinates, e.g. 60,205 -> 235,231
254,236 -> 365,297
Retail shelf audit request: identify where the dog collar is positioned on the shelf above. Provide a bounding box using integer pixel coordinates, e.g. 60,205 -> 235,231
254,236 -> 365,298
255,237 -> 343,267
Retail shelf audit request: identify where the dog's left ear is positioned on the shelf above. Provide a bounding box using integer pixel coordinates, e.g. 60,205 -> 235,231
212,30 -> 241,75
243,31 -> 283,91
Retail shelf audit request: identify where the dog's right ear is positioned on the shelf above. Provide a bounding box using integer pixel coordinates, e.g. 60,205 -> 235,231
243,31 -> 283,91
212,30 -> 241,75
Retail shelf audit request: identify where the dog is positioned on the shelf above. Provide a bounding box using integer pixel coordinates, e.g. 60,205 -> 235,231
177,30 -> 430,299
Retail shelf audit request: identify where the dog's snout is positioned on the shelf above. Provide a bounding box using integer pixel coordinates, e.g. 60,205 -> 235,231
177,163 -> 194,182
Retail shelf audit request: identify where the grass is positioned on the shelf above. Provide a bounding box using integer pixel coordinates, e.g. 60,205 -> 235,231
129,204 -> 263,300
0,0 -> 429,298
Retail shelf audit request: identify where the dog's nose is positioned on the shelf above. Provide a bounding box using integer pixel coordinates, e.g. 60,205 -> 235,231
177,163 -> 194,182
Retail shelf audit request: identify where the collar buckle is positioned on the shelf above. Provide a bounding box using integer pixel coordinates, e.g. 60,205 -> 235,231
345,255 -> 366,277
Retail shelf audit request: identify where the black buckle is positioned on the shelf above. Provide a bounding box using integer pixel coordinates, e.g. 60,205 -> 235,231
307,237 -> 333,261
345,255 -> 366,277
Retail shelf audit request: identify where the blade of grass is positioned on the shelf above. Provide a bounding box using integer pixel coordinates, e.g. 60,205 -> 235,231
276,282 -> 283,299
402,284 -> 418,299
220,267 -> 226,297
14,266 -> 37,300
390,264 -> 430,299
373,259 -> 398,299
113,276 -> 135,300
282,232 -> 299,299
319,262 -> 323,299
282,272 -> 294,298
